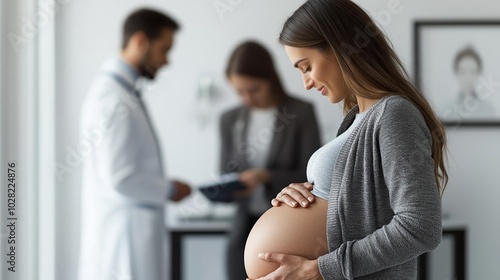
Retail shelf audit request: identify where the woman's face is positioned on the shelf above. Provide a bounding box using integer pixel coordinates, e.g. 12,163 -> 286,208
228,74 -> 275,109
285,46 -> 348,103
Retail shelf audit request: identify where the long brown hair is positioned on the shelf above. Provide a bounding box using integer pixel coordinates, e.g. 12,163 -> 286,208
226,41 -> 286,101
279,0 -> 448,194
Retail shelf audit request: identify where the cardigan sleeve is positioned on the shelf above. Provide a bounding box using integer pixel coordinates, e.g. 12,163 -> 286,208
318,98 -> 442,279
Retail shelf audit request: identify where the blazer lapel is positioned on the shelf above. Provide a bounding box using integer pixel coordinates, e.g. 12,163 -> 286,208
265,97 -> 288,168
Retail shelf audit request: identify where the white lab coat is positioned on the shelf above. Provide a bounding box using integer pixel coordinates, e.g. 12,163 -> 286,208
78,57 -> 171,280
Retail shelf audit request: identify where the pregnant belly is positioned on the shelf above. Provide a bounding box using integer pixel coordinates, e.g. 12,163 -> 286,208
244,198 -> 328,279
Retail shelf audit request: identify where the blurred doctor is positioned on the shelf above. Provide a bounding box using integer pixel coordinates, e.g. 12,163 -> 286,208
78,8 -> 191,280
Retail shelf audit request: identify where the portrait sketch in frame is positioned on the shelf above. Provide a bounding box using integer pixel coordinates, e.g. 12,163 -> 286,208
414,21 -> 500,126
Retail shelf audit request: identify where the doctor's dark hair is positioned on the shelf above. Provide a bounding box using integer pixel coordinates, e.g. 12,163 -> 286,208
226,41 -> 286,99
122,8 -> 179,49
279,0 -> 448,195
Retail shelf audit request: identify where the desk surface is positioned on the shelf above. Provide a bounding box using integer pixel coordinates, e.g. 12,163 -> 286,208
167,214 -> 466,232
168,216 -> 233,232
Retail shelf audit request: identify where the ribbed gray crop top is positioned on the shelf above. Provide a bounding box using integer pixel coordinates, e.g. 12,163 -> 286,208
307,110 -> 367,200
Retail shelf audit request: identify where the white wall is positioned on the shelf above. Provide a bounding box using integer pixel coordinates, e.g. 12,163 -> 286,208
1,1 -> 44,279
54,0 -> 500,279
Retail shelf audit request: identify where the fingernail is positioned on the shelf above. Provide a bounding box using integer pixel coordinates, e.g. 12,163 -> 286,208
291,202 -> 297,207
258,253 -> 264,258
301,201 -> 307,207
308,197 -> 314,202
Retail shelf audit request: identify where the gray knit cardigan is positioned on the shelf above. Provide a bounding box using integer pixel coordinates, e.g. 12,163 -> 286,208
318,95 -> 442,279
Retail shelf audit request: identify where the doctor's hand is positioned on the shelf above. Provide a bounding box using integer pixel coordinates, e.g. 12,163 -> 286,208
235,169 -> 271,198
170,181 -> 192,202
272,182 -> 314,208
246,253 -> 322,280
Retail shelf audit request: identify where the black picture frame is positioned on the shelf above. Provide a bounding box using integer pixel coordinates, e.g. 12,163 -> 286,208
413,20 -> 500,127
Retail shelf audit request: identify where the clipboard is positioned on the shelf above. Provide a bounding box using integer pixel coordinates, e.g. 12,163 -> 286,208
198,173 -> 246,203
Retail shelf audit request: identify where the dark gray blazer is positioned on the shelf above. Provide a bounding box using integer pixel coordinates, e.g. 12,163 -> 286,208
219,94 -> 321,211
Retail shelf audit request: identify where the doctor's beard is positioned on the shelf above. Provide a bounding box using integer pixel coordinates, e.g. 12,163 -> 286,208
138,52 -> 161,80
139,63 -> 159,80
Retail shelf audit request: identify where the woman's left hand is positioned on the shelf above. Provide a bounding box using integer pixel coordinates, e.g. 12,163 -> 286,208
272,182 -> 315,208
246,253 -> 322,280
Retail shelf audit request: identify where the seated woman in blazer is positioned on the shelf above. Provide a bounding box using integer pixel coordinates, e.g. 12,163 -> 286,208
219,41 -> 321,280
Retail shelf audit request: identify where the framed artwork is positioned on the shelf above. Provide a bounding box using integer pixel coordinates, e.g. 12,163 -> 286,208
414,21 -> 500,126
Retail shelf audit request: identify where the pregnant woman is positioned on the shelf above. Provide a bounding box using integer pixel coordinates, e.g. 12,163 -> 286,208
244,0 -> 448,279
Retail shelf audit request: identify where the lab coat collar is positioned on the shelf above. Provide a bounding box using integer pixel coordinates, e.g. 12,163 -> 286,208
117,57 -> 140,81
101,55 -> 141,91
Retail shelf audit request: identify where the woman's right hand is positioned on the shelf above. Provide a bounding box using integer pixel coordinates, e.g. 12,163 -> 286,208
272,182 -> 315,208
